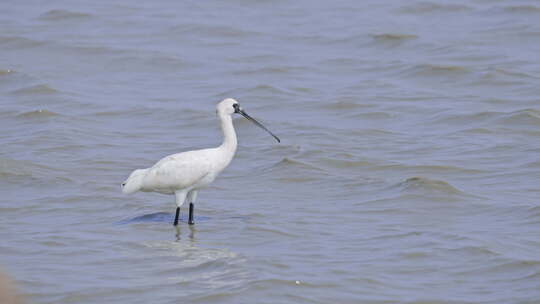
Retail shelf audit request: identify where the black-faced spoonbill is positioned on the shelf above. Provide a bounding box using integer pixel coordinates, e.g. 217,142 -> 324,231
121,98 -> 280,226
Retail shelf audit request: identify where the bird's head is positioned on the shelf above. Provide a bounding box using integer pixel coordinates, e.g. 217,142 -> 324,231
216,98 -> 239,116
216,98 -> 280,143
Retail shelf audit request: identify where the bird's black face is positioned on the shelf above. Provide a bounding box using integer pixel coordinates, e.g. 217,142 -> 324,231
233,103 -> 241,114
232,103 -> 280,143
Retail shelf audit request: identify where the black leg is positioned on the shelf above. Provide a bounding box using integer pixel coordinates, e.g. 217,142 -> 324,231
174,207 -> 180,226
188,203 -> 194,225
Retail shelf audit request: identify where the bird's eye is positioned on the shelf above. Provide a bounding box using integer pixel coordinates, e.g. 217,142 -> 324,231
233,104 -> 239,109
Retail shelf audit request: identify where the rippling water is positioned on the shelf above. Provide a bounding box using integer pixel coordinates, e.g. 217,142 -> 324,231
1,0 -> 540,303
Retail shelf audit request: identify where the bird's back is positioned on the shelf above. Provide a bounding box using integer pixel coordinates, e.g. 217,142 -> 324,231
139,149 -> 216,194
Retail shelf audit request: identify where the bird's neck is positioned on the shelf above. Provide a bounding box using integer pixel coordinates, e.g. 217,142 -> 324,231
218,114 -> 237,155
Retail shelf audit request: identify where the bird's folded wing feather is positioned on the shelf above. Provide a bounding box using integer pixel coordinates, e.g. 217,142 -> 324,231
142,151 -> 212,192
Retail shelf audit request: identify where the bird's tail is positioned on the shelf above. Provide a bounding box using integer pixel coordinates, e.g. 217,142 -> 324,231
121,169 -> 147,194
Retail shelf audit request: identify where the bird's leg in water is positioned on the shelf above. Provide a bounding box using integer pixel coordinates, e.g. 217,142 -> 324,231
188,203 -> 194,225
173,190 -> 188,226
187,190 -> 197,225
174,207 -> 180,226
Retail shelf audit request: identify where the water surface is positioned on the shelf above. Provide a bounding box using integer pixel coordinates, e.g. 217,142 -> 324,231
1,0 -> 540,303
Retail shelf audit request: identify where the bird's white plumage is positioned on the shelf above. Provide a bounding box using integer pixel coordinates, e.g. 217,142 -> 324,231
122,98 -> 241,208
141,149 -> 213,194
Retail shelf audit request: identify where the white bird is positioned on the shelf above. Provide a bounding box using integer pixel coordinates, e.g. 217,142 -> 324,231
121,98 -> 280,226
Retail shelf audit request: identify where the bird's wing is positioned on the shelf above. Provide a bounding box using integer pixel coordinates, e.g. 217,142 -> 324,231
141,150 -> 212,192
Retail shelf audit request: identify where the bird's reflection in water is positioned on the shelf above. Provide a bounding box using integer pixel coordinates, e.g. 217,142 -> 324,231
175,224 -> 196,242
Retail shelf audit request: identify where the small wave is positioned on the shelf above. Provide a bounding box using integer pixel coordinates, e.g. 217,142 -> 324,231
429,111 -> 500,126
322,99 -> 366,110
371,231 -> 423,241
370,33 -> 418,42
318,57 -> 357,67
401,251 -> 430,259
349,128 -> 398,137
66,45 -> 123,56
268,157 -> 326,173
320,158 -> 371,169
289,87 -> 316,94
246,225 -> 298,238
402,63 -> 470,78
278,176 -> 321,183
109,55 -> 188,73
438,109 -> 540,129
498,109 -> 540,127
348,111 -> 393,120
249,278 -> 337,289
452,127 -> 494,135
0,158 -> 37,179
93,107 -> 156,118
371,33 -> 418,41
169,24 -> 258,38
399,2 -> 472,14
393,176 -> 464,196
400,164 -> 486,175
456,259 -> 540,279
472,68 -> 536,87
0,157 -> 63,183
0,36 -> 46,49
447,245 -> 499,256
481,68 -> 537,80
227,54 -> 283,64
217,84 -> 290,99
245,84 -> 287,95
232,66 -> 307,76
17,109 -> 59,118
11,84 -> 59,95
38,9 -> 92,21
191,292 -> 241,303
250,157 -> 330,183
501,5 -> 540,14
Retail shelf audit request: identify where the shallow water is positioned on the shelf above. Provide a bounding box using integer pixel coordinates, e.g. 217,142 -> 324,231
1,0 -> 540,303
